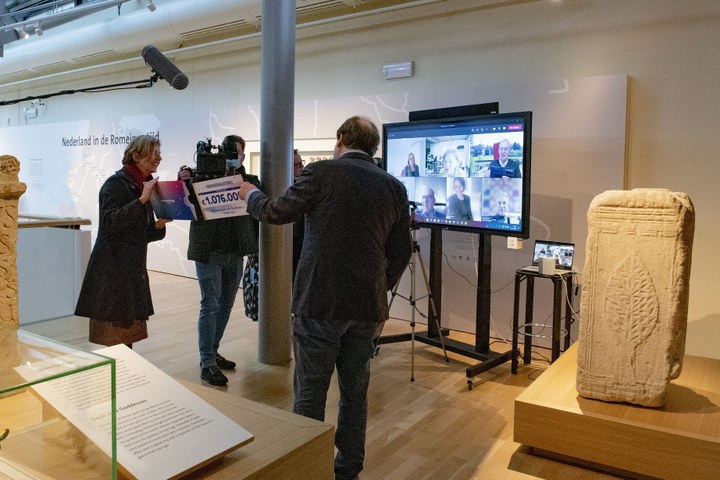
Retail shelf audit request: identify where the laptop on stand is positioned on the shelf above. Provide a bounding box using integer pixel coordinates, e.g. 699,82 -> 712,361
520,240 -> 575,273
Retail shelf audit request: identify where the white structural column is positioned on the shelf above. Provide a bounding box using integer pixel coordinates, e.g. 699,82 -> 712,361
257,0 -> 295,364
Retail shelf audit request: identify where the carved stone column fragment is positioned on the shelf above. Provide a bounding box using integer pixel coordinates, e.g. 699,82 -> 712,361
0,155 -> 27,328
576,189 -> 694,407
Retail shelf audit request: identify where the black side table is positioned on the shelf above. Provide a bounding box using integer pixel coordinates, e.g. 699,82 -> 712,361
511,268 -> 574,374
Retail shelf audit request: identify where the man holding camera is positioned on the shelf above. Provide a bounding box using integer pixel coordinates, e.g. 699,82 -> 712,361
239,116 -> 412,480
179,135 -> 261,387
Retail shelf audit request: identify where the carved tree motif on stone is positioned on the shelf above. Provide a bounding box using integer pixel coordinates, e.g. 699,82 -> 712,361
605,253 -> 659,378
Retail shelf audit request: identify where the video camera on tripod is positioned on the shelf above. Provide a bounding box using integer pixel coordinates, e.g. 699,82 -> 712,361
193,137 -> 242,182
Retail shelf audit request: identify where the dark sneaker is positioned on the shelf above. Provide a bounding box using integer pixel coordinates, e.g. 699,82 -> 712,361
215,353 -> 236,370
201,366 -> 228,386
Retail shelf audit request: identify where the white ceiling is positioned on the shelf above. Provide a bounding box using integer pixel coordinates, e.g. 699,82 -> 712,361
1,1 -> 135,52
0,0 -> 454,86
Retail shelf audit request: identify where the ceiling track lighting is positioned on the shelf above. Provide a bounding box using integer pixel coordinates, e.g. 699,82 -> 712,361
16,27 -> 29,40
0,1 -> 136,42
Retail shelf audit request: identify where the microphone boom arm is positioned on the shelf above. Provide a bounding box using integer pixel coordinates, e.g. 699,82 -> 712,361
0,75 -> 158,107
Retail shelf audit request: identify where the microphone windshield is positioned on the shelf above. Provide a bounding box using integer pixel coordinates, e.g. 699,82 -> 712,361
141,45 -> 189,90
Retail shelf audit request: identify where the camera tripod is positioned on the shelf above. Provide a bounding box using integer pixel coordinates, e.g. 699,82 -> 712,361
379,214 -> 449,382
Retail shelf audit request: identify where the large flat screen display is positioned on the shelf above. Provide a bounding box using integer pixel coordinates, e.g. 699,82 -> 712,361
383,111 -> 532,238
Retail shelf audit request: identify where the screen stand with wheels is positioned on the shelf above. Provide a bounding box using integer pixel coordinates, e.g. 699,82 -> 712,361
385,230 -> 513,390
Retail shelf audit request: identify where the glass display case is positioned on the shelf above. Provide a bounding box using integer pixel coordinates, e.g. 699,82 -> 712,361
0,327 -> 116,479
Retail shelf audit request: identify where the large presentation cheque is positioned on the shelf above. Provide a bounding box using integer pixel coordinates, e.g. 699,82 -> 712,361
192,174 -> 247,220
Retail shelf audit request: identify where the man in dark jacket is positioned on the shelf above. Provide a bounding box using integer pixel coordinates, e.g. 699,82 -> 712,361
179,135 -> 260,387
239,116 -> 412,480
292,148 -> 304,280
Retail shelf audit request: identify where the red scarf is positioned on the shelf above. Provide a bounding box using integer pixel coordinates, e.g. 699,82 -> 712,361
125,162 -> 151,188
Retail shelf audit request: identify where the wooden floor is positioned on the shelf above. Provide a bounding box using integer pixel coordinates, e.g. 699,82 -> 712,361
24,271 -> 624,480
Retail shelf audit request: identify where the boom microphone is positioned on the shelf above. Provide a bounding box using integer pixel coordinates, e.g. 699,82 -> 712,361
141,45 -> 189,90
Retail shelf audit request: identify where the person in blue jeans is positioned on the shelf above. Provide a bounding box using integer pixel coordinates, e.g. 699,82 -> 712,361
240,116 -> 412,480
179,135 -> 260,386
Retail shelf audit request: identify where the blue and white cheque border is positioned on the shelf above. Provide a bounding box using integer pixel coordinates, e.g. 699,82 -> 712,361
192,174 -> 248,220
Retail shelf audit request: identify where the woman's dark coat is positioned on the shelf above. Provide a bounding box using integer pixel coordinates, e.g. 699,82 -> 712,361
75,168 -> 165,323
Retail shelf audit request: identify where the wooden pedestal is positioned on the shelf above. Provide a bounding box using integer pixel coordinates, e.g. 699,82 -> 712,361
176,382 -> 334,480
514,343 -> 720,480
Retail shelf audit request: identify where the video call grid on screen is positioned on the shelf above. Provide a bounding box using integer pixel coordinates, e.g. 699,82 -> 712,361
383,112 -> 531,236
